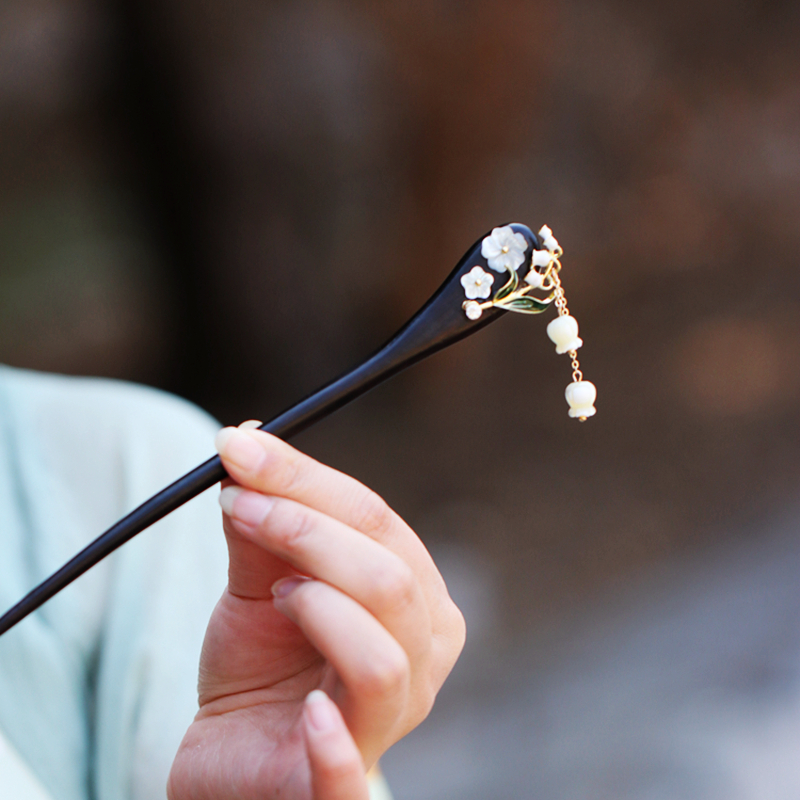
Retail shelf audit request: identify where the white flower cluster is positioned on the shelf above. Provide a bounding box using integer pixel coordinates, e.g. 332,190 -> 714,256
460,225 -> 529,321
460,224 -> 567,321
526,225 -> 561,289
462,223 -> 595,418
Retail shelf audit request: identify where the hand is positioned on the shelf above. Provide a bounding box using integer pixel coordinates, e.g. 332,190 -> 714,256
167,425 -> 466,800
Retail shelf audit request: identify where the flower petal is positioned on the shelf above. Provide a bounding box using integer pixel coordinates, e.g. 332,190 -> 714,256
493,225 -> 513,242
481,239 -> 500,259
487,255 -> 506,272
507,249 -> 525,270
498,228 -> 518,251
482,230 -> 506,258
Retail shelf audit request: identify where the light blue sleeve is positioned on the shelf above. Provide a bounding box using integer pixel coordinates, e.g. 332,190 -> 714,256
0,366 -> 228,800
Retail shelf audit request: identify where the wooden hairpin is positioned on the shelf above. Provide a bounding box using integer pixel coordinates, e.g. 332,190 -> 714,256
0,222 -> 594,636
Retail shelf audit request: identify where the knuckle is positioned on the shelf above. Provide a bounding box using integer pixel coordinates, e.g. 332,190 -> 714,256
369,559 -> 417,615
266,447 -> 306,496
354,649 -> 410,700
435,593 -> 467,652
428,600 -> 467,685
398,678 -> 438,736
416,680 -> 438,721
352,488 -> 395,537
449,603 -> 467,654
271,501 -> 316,555
289,580 -> 320,616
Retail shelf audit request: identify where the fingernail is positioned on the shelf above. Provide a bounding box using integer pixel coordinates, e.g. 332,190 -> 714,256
238,419 -> 263,429
219,486 -> 275,527
305,689 -> 336,732
218,485 -> 243,516
214,427 -> 265,472
271,575 -> 309,598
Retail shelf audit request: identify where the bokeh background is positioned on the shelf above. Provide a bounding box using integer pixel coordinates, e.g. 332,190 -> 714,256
2,1 -> 800,797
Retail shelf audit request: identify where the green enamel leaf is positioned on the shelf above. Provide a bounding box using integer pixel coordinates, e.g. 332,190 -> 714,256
504,296 -> 552,314
494,266 -> 519,301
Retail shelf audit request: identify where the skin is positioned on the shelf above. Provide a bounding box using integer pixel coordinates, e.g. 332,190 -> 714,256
167,424 -> 466,800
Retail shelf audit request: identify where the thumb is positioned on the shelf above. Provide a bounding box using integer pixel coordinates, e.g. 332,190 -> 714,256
303,691 -> 370,800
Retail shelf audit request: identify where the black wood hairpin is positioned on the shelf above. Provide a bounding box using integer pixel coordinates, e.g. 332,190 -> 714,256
0,223 -> 594,636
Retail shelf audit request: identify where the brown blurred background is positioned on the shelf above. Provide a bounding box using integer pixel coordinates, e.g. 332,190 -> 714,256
2,1 -> 800,797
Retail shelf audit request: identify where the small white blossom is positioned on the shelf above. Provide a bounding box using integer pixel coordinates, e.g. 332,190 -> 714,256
524,269 -> 544,289
464,301 -> 483,320
460,266 -> 494,299
538,225 -> 560,254
531,249 -> 553,268
481,226 -> 528,273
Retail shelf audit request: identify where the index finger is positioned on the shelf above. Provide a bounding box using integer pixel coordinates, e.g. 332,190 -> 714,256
214,427 -> 443,590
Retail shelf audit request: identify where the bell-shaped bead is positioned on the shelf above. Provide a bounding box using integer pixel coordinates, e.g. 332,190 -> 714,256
531,249 -> 552,268
546,314 -> 583,354
524,269 -> 544,289
565,380 -> 596,419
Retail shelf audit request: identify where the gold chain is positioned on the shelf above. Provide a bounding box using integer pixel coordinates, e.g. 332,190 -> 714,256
550,267 -> 583,384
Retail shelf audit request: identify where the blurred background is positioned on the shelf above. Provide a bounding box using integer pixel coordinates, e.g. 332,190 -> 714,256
2,0 -> 800,797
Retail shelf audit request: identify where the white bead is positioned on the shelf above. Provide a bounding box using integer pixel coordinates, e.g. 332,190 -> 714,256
546,315 -> 583,354
565,380 -> 596,418
464,301 -> 483,320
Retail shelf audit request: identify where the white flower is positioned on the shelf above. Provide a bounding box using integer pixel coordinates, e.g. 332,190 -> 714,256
524,270 -> 544,289
538,225 -> 560,254
531,249 -> 553,268
460,266 -> 494,299
464,300 -> 483,320
481,226 -> 528,273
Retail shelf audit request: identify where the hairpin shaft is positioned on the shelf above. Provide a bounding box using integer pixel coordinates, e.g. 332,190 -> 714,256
0,224 -> 518,636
